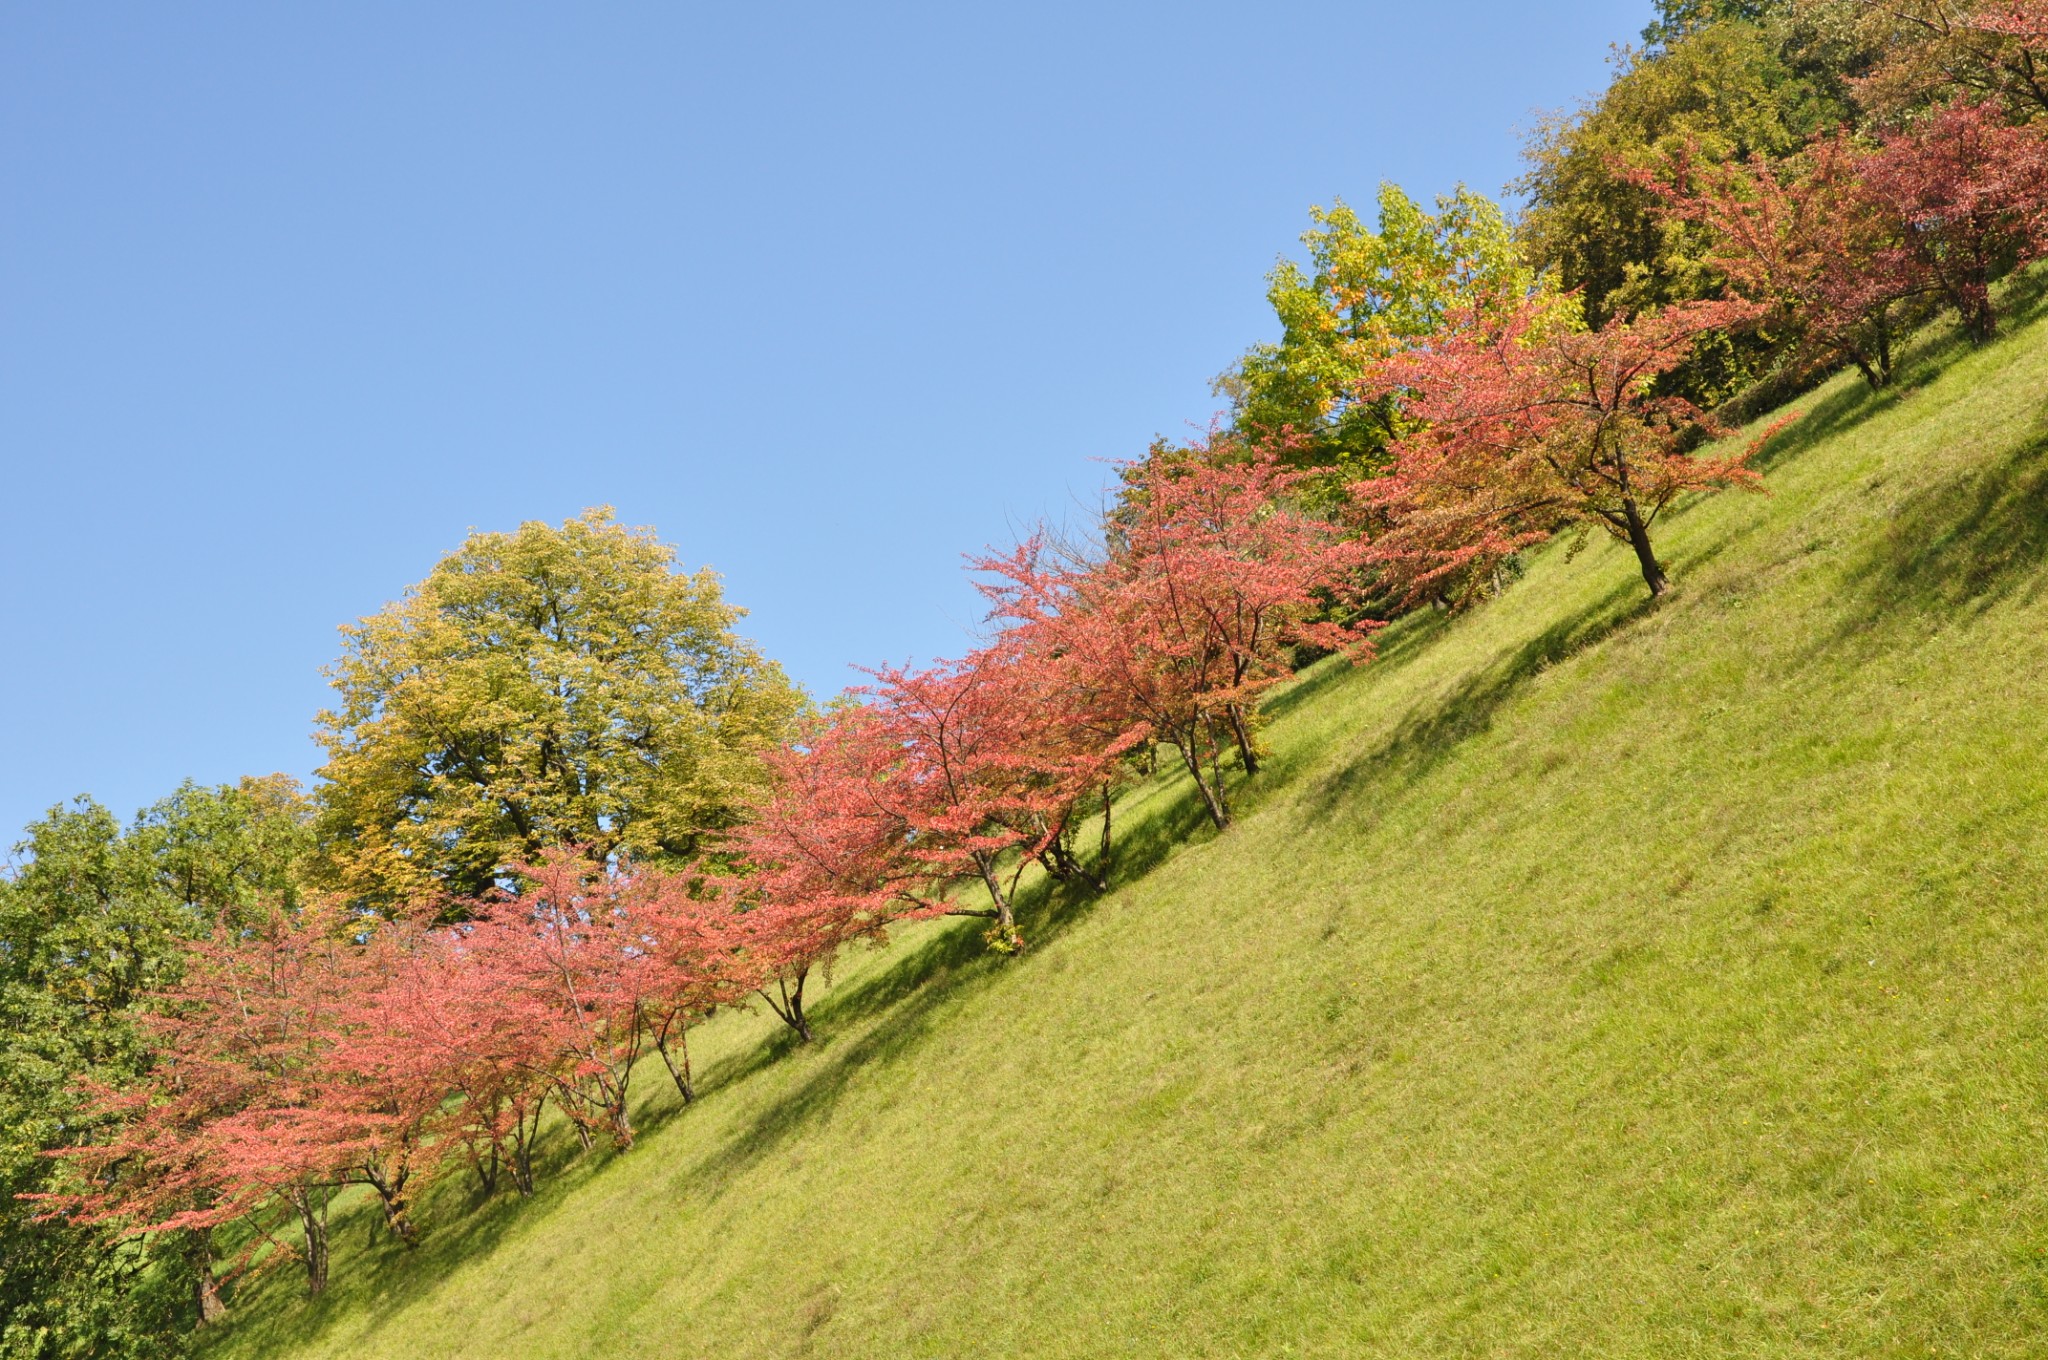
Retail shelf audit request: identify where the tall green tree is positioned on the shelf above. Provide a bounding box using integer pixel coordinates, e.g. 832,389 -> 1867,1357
0,779 -> 313,1358
313,508 -> 803,904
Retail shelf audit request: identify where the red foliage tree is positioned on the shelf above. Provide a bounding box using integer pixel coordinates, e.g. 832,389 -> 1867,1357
859,643 -> 1146,948
724,706 -> 932,1039
1857,99 -> 2048,341
41,904 -> 357,1297
353,927 -> 555,1198
1364,295 -> 1780,602
979,443 -> 1377,829
315,924 -> 467,1242
461,851 -> 660,1151
617,868 -> 761,1103
1637,135 -> 1926,389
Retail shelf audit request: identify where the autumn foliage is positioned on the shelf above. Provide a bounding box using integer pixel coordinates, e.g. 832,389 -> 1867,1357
1362,294 -> 1779,602
977,443 -> 1380,829
1642,101 -> 2048,384
29,30 -> 2048,1327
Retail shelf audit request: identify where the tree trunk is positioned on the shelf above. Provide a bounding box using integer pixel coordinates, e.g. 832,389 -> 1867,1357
975,853 -> 1016,938
1095,782 -> 1114,890
367,1173 -> 418,1247
1619,496 -> 1668,597
761,971 -> 813,1042
603,1053 -> 637,1150
1224,703 -> 1260,775
289,1187 -> 329,1298
187,1233 -> 228,1326
655,1019 -> 695,1104
511,1136 -> 536,1198
510,1095 -> 544,1197
1174,731 -> 1230,830
472,1140 -> 500,1198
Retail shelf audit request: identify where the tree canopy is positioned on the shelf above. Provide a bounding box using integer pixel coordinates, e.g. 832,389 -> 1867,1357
312,509 -> 803,904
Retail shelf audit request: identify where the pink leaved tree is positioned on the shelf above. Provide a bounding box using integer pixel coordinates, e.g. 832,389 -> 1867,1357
1362,294 -> 1781,603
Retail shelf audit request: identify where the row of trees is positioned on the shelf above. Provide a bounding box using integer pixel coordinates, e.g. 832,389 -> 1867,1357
26,446 -> 1388,1305
40,854 -> 757,1300
13,2 -> 2048,1347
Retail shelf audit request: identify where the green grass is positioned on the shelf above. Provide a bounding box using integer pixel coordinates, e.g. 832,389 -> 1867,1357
209,296 -> 2048,1358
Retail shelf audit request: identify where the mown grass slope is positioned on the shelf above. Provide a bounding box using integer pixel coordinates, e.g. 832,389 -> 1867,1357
212,295 -> 2048,1359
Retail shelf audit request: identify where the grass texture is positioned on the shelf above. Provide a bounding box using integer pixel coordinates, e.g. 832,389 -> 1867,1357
209,296 -> 2048,1358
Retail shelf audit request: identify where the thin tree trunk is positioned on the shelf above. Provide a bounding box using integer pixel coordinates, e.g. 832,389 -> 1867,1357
511,1122 -> 536,1198
366,1167 -> 418,1246
289,1187 -> 329,1298
1095,781 -> 1114,890
761,970 -> 813,1042
1224,703 -> 1260,775
473,1138 -> 500,1198
509,1093 -> 544,1197
975,853 -> 1016,938
605,1053 -> 636,1149
1174,731 -> 1230,829
187,1233 -> 228,1326
655,1017 -> 695,1104
605,1030 -> 639,1149
1620,496 -> 1668,597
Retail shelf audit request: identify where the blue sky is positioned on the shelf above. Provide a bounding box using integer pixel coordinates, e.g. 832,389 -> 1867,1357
1,1 -> 1652,840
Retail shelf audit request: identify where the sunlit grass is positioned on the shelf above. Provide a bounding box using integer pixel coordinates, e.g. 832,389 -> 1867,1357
207,291 -> 2048,1358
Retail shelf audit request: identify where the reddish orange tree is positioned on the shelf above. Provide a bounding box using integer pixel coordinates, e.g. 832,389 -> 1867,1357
459,852 -> 665,1151
860,645 -> 1146,947
41,905 -> 358,1297
979,443 -> 1377,829
357,927 -> 555,1198
725,706 -> 930,1040
1364,295 -> 1778,602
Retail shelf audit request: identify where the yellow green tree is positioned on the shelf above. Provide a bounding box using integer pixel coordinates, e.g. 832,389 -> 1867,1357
1215,184 -> 1535,486
313,509 -> 803,903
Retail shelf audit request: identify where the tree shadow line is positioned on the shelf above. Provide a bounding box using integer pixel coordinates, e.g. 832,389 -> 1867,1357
1830,423 -> 2048,644
1299,580 -> 1657,825
665,760 -> 1226,1198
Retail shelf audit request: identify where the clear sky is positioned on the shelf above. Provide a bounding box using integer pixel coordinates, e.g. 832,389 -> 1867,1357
1,1 -> 1653,841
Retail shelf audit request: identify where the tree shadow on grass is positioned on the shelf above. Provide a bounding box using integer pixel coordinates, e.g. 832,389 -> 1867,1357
1300,580 -> 1657,824
1731,269 -> 2048,478
639,760 -> 1229,1196
205,1112 -> 612,1356
1831,423 -> 2048,642
679,934 -> 997,1200
1260,607 -> 1454,733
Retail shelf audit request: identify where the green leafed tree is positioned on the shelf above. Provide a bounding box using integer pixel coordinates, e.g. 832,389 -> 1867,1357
1216,184 -> 1535,487
0,778 -> 313,1357
312,508 -> 804,905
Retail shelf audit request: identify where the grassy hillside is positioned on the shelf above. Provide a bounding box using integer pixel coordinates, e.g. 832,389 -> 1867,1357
212,295 -> 2048,1359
